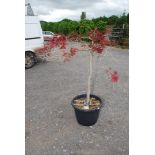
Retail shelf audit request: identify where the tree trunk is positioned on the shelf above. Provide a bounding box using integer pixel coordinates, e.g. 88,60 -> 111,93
84,51 -> 93,109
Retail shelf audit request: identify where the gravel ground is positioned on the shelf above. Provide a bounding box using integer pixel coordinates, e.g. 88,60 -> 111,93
25,45 -> 129,155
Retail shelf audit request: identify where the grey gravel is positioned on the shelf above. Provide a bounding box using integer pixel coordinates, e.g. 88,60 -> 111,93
26,46 -> 129,155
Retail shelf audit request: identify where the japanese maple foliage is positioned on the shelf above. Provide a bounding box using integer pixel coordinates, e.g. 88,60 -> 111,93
106,68 -> 119,83
35,35 -> 67,55
35,29 -> 119,107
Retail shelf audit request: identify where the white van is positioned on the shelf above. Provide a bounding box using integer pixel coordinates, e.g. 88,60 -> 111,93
25,1 -> 44,69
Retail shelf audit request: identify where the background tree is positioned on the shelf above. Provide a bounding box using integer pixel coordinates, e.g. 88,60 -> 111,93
92,16 -> 108,24
81,12 -> 86,20
96,20 -> 107,31
107,15 -> 119,25
79,19 -> 95,36
115,12 -> 128,28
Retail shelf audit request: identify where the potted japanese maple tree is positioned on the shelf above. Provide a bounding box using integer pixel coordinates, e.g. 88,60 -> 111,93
35,28 -> 119,126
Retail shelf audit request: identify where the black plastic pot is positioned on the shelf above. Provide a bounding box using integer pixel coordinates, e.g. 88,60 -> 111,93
71,94 -> 103,126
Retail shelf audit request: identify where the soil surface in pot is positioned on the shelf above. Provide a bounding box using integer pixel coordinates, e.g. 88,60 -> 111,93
73,97 -> 101,110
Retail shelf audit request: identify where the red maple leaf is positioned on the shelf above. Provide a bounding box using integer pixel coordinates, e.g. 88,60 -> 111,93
111,71 -> 119,83
70,48 -> 78,56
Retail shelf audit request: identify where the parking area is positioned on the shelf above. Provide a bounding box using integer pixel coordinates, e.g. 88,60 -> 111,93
25,46 -> 129,155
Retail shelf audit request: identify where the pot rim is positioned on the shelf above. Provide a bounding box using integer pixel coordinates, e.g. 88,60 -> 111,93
71,94 -> 104,112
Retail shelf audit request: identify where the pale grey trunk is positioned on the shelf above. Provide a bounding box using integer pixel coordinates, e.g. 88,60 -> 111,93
84,51 -> 93,109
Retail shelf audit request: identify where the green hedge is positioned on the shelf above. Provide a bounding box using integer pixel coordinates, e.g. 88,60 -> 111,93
40,13 -> 129,38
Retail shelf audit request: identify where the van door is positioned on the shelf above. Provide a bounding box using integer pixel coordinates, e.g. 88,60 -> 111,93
25,16 -> 44,50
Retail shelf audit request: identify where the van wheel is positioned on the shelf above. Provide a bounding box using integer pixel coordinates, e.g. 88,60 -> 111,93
25,52 -> 35,69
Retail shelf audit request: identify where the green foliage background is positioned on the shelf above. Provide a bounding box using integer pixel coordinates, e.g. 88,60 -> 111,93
40,12 -> 129,37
